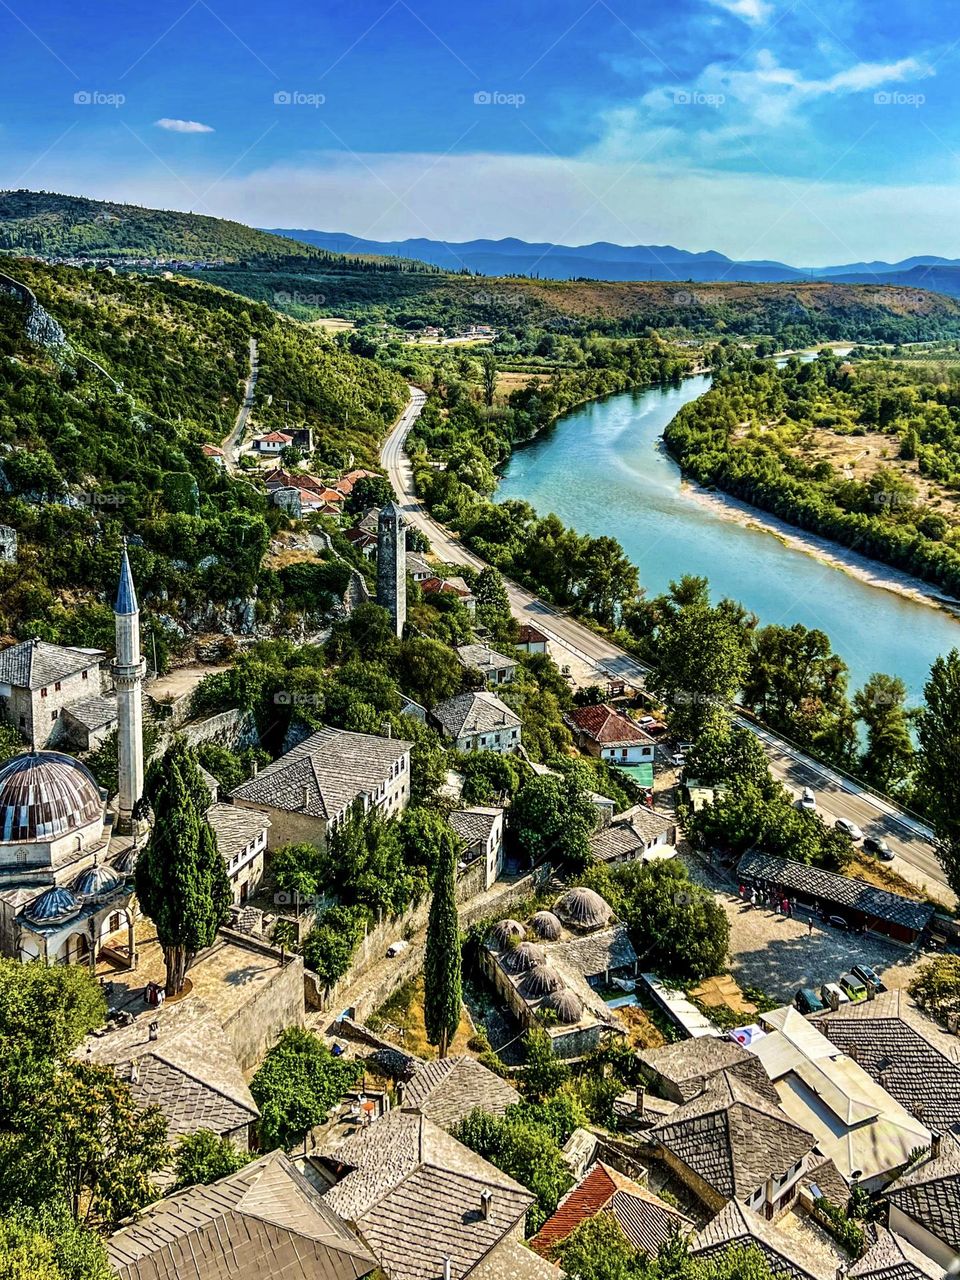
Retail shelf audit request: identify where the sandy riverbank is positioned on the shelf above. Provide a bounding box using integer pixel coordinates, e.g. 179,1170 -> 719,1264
681,479 -> 960,618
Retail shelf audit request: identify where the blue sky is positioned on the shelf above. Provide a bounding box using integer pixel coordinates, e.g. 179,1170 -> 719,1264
1,0 -> 957,263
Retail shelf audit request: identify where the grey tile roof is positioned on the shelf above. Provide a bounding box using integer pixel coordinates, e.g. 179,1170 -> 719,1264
61,694 -> 117,732
637,1037 -> 778,1104
470,1237 -> 562,1280
449,807 -> 502,852
653,1070 -> 815,1200
230,727 -> 411,820
552,925 -> 637,981
849,1226 -> 946,1280
885,1134 -> 960,1252
591,805 -> 675,862
322,1110 -> 531,1280
107,1151 -> 376,1280
0,638 -> 103,690
431,691 -> 521,740
206,802 -> 271,860
692,1200 -> 832,1280
402,1056 -> 520,1129
814,990 -> 960,1132
737,851 -> 935,934
456,644 -> 518,674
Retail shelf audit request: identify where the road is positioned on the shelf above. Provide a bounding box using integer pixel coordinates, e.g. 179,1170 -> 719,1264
382,388 -> 952,905
221,337 -> 259,471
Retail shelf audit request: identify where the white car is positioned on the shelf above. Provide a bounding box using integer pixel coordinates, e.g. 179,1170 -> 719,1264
820,982 -> 851,1009
799,787 -> 817,811
835,817 -> 864,841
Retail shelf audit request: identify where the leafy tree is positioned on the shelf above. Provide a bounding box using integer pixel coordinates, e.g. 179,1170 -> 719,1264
251,1027 -> 361,1151
683,712 -> 770,789
398,807 -> 463,885
172,1129 -> 251,1190
508,1093 -> 586,1146
397,635 -> 465,708
553,1212 -> 639,1280
521,1028 -> 570,1100
512,769 -> 597,868
318,800 -> 427,918
854,673 -> 915,793
136,741 -> 231,995
908,956 -> 960,1024
424,845 -> 463,1059
346,473 -> 394,515
0,721 -> 24,765
916,650 -> 960,894
0,1205 -> 112,1280
454,1108 -> 573,1233
474,566 -> 516,642
459,751 -> 520,805
481,349 -> 498,407
302,904 -> 369,988
652,601 -> 749,739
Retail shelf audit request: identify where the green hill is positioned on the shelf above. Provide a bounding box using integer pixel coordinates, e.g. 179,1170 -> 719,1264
0,190 -> 324,261
0,259 -> 406,649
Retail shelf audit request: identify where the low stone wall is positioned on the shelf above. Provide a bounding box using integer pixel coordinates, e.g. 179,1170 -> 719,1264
166,707 -> 260,749
216,931 -> 305,1073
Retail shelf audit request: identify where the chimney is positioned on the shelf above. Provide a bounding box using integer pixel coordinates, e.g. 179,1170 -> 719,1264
382,721 -> 392,739
395,1082 -> 404,1107
480,1190 -> 493,1221
148,1021 -> 158,1042
130,1060 -> 140,1084
252,760 -> 259,776
302,785 -> 310,810
847,1043 -> 858,1062
932,1131 -> 943,1159
444,1260 -> 452,1280
635,1085 -> 646,1116
866,982 -> 875,1002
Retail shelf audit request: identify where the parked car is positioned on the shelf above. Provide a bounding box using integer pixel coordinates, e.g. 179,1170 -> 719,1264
821,982 -> 851,1008
671,753 -> 686,767
839,972 -> 868,1003
799,787 -> 817,811
795,987 -> 825,1014
851,963 -> 885,993
863,836 -> 895,861
835,817 -> 864,841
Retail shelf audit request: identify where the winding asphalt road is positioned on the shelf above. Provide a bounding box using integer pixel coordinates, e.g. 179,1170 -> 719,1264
382,387 -> 952,904
221,337 -> 259,471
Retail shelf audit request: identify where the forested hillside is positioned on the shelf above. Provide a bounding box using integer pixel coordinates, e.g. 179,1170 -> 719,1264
0,260 -> 405,649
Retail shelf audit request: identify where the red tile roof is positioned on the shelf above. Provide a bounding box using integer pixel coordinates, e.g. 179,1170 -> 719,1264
565,704 -> 655,746
201,443 -> 224,457
518,624 -> 549,645
257,431 -> 294,444
421,577 -> 471,597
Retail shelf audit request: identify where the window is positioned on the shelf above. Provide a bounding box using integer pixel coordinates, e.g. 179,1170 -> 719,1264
54,682 -> 61,692
19,715 -> 25,728
51,711 -> 57,723
82,670 -> 89,680
40,688 -> 47,698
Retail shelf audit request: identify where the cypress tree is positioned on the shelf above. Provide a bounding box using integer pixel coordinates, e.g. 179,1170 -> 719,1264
423,847 -> 462,1059
136,741 -> 231,996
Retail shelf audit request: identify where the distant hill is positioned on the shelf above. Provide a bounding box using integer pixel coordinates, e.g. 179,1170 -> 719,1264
0,190 -> 323,261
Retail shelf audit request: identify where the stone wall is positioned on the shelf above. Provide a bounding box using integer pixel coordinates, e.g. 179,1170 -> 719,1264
216,930 -> 305,1073
164,706 -> 260,749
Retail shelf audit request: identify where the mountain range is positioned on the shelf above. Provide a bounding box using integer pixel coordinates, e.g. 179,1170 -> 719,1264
265,228 -> 960,294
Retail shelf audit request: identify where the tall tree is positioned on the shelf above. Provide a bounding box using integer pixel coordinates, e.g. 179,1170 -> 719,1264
423,846 -> 462,1059
854,672 -> 915,793
916,649 -> 960,894
652,602 -> 749,739
136,741 -> 231,996
481,349 -> 498,407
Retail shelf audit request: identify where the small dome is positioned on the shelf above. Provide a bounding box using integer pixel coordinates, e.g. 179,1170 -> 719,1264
554,887 -> 612,931
503,941 -> 545,974
23,885 -> 82,926
489,918 -> 526,948
529,910 -> 562,941
0,751 -> 103,845
546,988 -> 584,1024
520,964 -> 565,999
112,844 -> 139,877
72,862 -> 121,902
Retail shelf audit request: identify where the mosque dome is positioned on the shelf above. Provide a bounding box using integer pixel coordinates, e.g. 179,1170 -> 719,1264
0,752 -> 103,845
503,942 -> 545,974
520,964 -> 565,999
489,919 -> 526,948
546,987 -> 584,1025
72,862 -> 121,903
529,910 -> 562,941
23,885 -> 82,926
112,844 -> 139,877
554,887 -> 612,931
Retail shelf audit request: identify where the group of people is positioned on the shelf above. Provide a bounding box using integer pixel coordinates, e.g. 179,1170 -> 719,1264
738,881 -> 802,922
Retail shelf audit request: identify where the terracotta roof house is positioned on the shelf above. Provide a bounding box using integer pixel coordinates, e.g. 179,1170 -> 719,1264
590,802 -> 677,865
200,443 -> 225,467
431,691 -> 522,755
814,990 -> 960,1134
401,1055 -> 520,1130
637,1034 -> 778,1105
564,704 -> 657,766
652,1070 -> 817,1216
531,1161 -> 693,1259
334,469 -> 379,497
263,467 -> 332,496
107,1150 -> 376,1280
230,727 -> 412,849
691,1199 -> 832,1280
849,1226 -> 946,1280
884,1133 -> 960,1270
456,644 -> 519,688
421,576 -> 477,616
253,430 -> 295,454
516,624 -> 549,654
315,1109 -> 535,1280
82,998 -> 258,1149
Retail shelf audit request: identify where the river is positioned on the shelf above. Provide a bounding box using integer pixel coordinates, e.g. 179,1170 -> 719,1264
496,373 -> 960,705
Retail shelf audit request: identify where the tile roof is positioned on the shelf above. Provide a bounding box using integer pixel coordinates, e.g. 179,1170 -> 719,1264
652,1070 -> 815,1200
82,998 -> 258,1141
532,1162 -> 692,1258
401,1056 -> 520,1129
814,990 -> 960,1133
61,694 -> 118,732
206,802 -> 271,860
456,644 -> 518,673
885,1134 -> 960,1252
263,468 -> 330,495
449,807 -> 502,852
590,804 -> 676,862
692,1200 -> 832,1280
107,1151 -> 375,1280
230,727 -> 411,821
849,1226 -> 946,1280
431,691 -> 521,739
0,638 -> 103,690
564,704 -> 655,747
517,625 -> 549,645
552,925 -> 637,981
637,1037 -> 775,1103
736,851 -> 934,934
322,1110 -> 531,1280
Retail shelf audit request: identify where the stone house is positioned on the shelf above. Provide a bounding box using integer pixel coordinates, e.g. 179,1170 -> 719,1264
449,806 -> 505,889
431,690 -> 522,754
455,644 -> 519,688
206,803 -> 271,904
0,638 -> 105,747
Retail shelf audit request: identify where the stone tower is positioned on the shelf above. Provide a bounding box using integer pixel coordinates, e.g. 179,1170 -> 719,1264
113,543 -> 146,834
377,502 -> 406,638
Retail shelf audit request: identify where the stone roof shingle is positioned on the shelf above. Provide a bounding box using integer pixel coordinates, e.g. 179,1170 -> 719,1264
849,1226 -> 945,1280
638,1037 -> 778,1104
456,644 -> 518,674
432,691 -> 521,740
206,802 -> 271,860
692,1199 -> 832,1280
885,1134 -> 960,1253
449,807 -> 502,852
61,694 -> 118,732
402,1056 -> 520,1130
552,925 -> 637,982
0,638 -> 103,690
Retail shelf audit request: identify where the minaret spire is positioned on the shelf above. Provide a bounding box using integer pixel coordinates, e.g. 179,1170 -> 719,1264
376,502 -> 406,638
113,540 -> 145,834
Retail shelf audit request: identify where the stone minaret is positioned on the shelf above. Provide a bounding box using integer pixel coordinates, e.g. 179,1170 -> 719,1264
377,502 -> 406,638
113,543 -> 146,834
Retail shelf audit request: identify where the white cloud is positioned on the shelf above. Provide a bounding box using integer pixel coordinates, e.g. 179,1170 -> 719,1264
708,0 -> 774,26
154,118 -> 214,134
